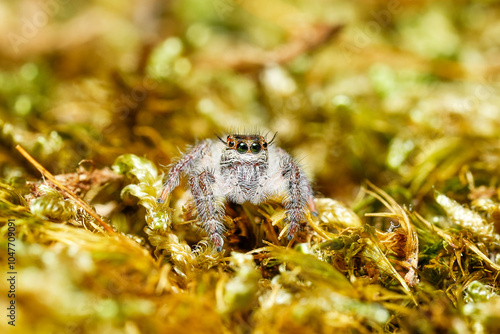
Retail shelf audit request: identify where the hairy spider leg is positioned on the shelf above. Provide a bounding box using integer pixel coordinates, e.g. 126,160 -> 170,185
189,170 -> 226,251
157,140 -> 211,203
278,150 -> 314,240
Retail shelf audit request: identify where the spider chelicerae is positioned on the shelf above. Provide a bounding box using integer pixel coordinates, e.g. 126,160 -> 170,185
157,133 -> 316,251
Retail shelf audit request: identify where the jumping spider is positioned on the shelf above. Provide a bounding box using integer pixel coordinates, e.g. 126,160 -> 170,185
157,133 -> 316,251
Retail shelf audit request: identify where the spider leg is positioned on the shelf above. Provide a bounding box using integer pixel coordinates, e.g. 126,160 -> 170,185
189,170 -> 226,251
157,140 -> 211,203
280,155 -> 315,240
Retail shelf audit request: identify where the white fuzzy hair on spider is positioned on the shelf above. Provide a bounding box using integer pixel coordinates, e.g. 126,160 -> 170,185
157,133 -> 316,251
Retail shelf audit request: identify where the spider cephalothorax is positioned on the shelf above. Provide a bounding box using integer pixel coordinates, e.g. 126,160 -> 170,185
157,133 -> 315,251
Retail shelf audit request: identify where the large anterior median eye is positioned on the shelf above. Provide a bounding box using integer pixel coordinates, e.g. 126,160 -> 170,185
237,142 -> 248,153
250,142 -> 261,154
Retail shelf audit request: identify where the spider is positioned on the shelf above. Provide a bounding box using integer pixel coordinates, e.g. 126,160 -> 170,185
157,133 -> 316,251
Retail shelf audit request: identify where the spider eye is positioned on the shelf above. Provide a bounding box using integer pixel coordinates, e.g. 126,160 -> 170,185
262,142 -> 268,149
228,141 -> 235,148
250,142 -> 261,154
236,142 -> 248,153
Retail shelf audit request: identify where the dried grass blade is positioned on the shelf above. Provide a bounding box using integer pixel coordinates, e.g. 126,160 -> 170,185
16,145 -> 115,234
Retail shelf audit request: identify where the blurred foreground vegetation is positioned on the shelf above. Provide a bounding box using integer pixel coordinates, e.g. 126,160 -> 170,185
1,0 -> 500,333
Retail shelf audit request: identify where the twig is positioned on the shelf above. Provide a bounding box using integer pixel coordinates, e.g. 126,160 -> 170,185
15,145 -> 115,234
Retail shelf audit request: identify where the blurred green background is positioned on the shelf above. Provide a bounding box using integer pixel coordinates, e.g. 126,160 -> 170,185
2,0 -> 499,203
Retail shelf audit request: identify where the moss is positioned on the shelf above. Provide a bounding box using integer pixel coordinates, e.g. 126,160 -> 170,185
2,1 -> 500,333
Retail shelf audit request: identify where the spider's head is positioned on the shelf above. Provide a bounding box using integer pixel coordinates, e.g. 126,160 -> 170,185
219,133 -> 276,156
226,134 -> 266,154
